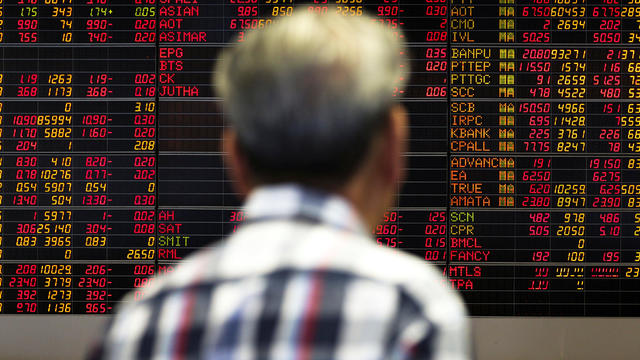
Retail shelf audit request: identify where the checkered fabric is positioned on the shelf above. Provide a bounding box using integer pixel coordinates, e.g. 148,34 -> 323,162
89,184 -> 470,360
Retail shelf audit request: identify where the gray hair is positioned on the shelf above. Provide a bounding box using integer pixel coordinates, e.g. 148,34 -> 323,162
215,9 -> 407,185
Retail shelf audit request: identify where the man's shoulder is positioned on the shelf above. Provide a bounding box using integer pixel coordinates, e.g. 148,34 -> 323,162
116,221 -> 462,317
334,230 -> 462,305
338,234 -> 438,281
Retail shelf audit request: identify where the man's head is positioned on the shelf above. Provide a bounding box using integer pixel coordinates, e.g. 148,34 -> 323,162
216,9 -> 408,226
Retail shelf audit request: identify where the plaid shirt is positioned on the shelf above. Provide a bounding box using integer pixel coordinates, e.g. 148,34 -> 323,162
90,184 -> 470,360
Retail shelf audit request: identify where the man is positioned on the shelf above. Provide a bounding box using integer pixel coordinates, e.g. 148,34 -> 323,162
91,9 -> 470,360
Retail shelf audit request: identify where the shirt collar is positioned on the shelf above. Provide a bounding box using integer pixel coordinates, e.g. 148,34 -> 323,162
243,183 -> 368,235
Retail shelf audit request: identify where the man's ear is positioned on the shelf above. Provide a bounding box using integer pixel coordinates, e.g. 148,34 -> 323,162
223,129 -> 252,198
385,103 -> 408,186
